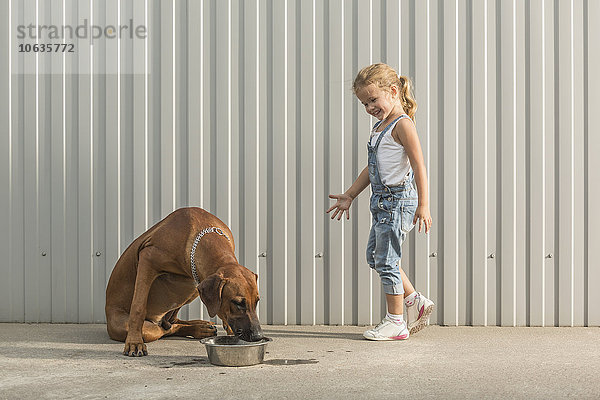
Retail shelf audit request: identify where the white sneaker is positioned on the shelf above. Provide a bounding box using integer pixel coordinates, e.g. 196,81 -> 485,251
406,292 -> 435,334
363,317 -> 410,341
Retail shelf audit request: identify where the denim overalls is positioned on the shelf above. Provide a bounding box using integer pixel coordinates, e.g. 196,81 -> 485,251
366,115 -> 418,295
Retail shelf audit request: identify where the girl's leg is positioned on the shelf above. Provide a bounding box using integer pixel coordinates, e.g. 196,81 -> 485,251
385,266 -> 416,314
399,266 -> 415,298
385,294 -> 404,314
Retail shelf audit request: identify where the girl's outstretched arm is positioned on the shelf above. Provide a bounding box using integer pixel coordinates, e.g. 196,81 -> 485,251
327,166 -> 370,220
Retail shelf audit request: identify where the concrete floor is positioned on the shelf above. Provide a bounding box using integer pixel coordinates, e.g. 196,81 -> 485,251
0,323 -> 599,399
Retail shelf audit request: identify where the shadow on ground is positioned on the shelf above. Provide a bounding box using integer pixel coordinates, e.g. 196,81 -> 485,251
262,328 -> 364,341
0,343 -> 213,368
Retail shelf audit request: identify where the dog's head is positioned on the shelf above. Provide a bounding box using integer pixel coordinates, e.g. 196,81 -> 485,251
198,265 -> 263,342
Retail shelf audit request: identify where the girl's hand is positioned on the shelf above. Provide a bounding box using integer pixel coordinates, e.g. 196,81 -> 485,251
413,205 -> 432,233
327,193 -> 353,220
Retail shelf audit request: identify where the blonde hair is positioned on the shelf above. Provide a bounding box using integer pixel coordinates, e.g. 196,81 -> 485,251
352,63 -> 417,121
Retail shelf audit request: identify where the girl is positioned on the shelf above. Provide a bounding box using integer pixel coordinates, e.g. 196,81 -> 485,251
327,63 -> 434,340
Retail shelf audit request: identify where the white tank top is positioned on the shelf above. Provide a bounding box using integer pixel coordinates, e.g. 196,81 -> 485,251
369,116 -> 413,186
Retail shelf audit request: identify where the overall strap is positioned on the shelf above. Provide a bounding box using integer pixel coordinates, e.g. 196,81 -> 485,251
371,115 -> 404,150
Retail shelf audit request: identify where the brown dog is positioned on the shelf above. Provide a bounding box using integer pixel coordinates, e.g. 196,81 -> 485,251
105,207 -> 263,357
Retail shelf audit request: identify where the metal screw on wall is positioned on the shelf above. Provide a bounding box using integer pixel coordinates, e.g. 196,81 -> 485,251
489,253 -> 495,259
429,252 -> 437,258
315,252 -> 323,258
96,252 -> 102,257
41,252 -> 47,257
546,253 -> 553,259
258,252 -> 267,258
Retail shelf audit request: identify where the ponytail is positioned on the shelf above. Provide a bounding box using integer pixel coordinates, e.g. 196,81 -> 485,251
398,75 -> 417,122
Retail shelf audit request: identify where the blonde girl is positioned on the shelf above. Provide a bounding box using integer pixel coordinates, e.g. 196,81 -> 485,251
327,63 -> 434,340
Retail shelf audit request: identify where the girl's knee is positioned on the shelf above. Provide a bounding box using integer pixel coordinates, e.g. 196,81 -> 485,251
373,262 -> 402,287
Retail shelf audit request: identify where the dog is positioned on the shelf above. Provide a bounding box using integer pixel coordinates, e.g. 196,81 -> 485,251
105,207 -> 263,357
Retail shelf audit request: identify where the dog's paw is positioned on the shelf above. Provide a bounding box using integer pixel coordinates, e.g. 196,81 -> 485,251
191,323 -> 218,339
207,324 -> 218,336
123,341 -> 148,357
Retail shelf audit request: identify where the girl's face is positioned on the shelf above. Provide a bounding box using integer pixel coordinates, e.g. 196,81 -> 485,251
355,83 -> 401,121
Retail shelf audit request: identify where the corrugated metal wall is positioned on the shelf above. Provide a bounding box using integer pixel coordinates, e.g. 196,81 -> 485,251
1,0 -> 599,326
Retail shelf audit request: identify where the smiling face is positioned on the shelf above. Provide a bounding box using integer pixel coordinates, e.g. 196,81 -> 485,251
355,83 -> 403,123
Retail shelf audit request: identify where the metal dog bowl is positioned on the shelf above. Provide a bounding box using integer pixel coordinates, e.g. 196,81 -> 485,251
201,336 -> 272,367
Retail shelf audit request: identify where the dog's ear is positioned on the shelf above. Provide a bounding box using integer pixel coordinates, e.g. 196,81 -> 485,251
199,273 -> 227,318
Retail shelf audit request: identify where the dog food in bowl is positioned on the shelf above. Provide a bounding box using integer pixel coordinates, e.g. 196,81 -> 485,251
201,336 -> 272,367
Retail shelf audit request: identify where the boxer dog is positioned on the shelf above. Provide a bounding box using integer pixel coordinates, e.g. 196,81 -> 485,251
105,207 -> 263,357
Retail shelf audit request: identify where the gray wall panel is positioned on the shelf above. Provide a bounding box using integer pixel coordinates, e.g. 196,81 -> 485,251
1,0 -> 12,322
528,0 -> 546,326
1,0 -> 598,326
587,0 -> 600,327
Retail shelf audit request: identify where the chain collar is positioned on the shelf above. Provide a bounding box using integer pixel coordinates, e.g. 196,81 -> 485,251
190,227 -> 230,286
